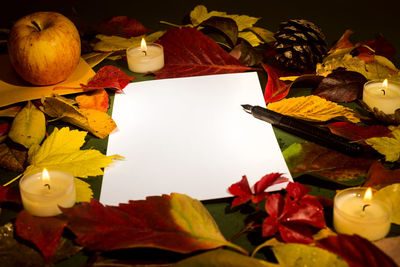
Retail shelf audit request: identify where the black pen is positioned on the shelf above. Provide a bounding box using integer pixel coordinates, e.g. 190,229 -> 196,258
241,104 -> 364,157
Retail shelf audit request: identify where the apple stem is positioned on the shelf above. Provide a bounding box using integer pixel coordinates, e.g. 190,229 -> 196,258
31,21 -> 41,31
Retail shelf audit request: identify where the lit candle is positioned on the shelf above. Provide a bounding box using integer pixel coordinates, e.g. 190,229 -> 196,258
19,169 -> 76,217
362,79 -> 400,114
333,187 -> 391,241
126,38 -> 164,74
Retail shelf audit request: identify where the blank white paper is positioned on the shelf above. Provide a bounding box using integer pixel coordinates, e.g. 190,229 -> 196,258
100,72 -> 292,205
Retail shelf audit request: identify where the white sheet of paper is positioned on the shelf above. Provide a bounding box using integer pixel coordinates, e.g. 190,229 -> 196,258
100,72 -> 292,205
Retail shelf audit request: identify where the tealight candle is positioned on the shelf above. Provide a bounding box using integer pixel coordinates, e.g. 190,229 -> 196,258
333,187 -> 391,241
362,79 -> 400,114
19,169 -> 76,217
126,38 -> 164,74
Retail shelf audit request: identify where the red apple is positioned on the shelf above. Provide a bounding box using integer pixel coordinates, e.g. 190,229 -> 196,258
7,11 -> 81,85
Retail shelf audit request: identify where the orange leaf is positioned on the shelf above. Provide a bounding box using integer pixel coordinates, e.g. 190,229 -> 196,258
76,89 -> 109,112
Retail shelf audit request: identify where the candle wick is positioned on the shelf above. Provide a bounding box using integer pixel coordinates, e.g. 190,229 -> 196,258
142,50 -> 147,56
362,204 -> 370,211
44,183 -> 51,190
381,89 -> 386,95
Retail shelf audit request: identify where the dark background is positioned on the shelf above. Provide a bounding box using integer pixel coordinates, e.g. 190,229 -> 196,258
1,0 -> 400,65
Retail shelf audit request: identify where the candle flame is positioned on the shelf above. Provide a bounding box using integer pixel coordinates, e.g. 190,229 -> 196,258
382,79 -> 388,88
41,168 -> 50,186
141,38 -> 147,51
363,187 -> 373,201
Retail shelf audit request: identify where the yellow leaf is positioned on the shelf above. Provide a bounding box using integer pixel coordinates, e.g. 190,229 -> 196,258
8,101 -> 46,148
375,183 -> 400,224
365,129 -> 400,162
267,95 -> 360,123
190,5 -> 209,26
82,51 -> 114,68
93,31 -> 165,52
0,105 -> 21,117
43,95 -> 116,139
25,127 -> 123,178
238,31 -> 263,47
75,178 -> 93,202
245,26 -> 276,44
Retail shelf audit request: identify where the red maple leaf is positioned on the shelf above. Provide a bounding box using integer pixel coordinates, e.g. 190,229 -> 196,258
262,63 -> 292,103
80,65 -> 135,91
97,16 -> 150,38
317,234 -> 397,267
0,185 -> 21,205
15,210 -> 67,262
155,27 -> 252,79
262,182 -> 326,244
228,173 -> 289,208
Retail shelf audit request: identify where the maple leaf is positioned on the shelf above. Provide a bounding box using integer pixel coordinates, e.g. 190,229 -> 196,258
61,194 -> 247,254
24,127 -> 122,178
267,95 -> 361,123
316,234 -> 398,267
283,142 -> 375,185
15,211 -> 67,262
364,161 -> 400,188
75,89 -> 109,112
228,173 -> 289,208
327,122 -> 392,142
365,129 -> 400,162
80,65 -> 135,91
74,178 -> 93,202
155,27 -> 252,79
262,182 -> 326,244
97,16 -> 150,38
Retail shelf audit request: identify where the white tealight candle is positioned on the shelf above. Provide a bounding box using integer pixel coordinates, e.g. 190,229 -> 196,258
362,79 -> 400,114
126,38 -> 164,74
19,169 -> 76,217
333,187 -> 391,241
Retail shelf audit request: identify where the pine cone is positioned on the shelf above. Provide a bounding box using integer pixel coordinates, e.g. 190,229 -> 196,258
274,19 -> 328,72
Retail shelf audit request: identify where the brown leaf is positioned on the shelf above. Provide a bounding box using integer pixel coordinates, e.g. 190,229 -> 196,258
364,161 -> 400,188
97,16 -> 150,38
374,236 -> 400,267
0,142 -> 26,172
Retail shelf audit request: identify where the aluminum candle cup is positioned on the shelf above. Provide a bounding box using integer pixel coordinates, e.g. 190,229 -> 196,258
333,187 -> 391,241
362,79 -> 400,114
126,39 -> 164,74
19,169 -> 76,217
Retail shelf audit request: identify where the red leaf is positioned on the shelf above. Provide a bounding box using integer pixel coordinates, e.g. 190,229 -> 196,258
0,123 -> 9,136
356,34 -> 396,59
262,215 -> 279,237
155,27 -> 251,79
286,182 -> 311,200
278,223 -> 313,244
262,63 -> 292,103
282,197 -> 326,228
97,16 -> 149,38
15,210 -> 67,262
364,161 -> 400,187
80,66 -> 135,91
317,234 -> 397,267
252,173 -> 288,203
228,175 -> 252,208
0,185 -> 21,205
265,193 -> 285,218
327,122 -> 392,142
330,29 -> 355,52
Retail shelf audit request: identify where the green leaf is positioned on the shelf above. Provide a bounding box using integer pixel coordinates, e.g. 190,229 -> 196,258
272,243 -> 348,267
8,101 -> 45,149
173,249 -> 278,267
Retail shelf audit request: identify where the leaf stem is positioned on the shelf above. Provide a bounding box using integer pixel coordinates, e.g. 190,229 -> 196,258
229,221 -> 255,242
3,173 -> 22,186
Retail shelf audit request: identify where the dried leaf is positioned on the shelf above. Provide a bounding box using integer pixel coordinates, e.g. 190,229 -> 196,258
43,95 -> 116,139
365,162 -> 400,188
267,95 -> 361,123
283,142 -> 374,185
62,194 -> 247,254
272,243 -> 348,267
97,16 -> 149,38
25,127 -> 122,178
8,101 -> 46,148
327,122 -> 391,142
200,16 -> 238,46
74,178 -> 93,203
313,69 -> 367,103
80,65 -> 135,91
81,51 -> 114,68
365,129 -> 400,162
155,27 -> 252,79
374,236 -> 400,266
0,105 -> 21,117
375,183 -> 400,224
75,89 -> 109,112
245,26 -> 276,44
0,142 -> 27,172
316,234 -> 398,267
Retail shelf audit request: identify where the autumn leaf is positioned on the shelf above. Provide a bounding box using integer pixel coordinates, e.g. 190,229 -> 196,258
81,51 -> 114,68
155,27 -> 252,79
374,236 -> 400,266
75,89 -> 109,112
316,234 -> 398,267
365,161 -> 400,188
43,95 -> 116,139
0,185 -> 21,204
8,101 -> 46,149
283,142 -> 374,185
15,211 -> 67,262
24,127 -> 122,178
96,16 -> 149,38
74,178 -> 93,203
0,105 -> 21,117
375,183 -> 400,224
267,95 -> 361,123
365,129 -> 400,162
262,63 -> 292,103
0,142 -> 27,172
313,69 -> 367,103
80,65 -> 135,91
327,122 -> 391,142
62,194 -> 246,254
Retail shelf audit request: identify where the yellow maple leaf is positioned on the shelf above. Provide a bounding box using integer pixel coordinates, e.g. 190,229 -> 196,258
75,178 -> 93,203
267,95 -> 360,123
42,95 -> 116,139
365,129 -> 400,162
25,127 -> 123,177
